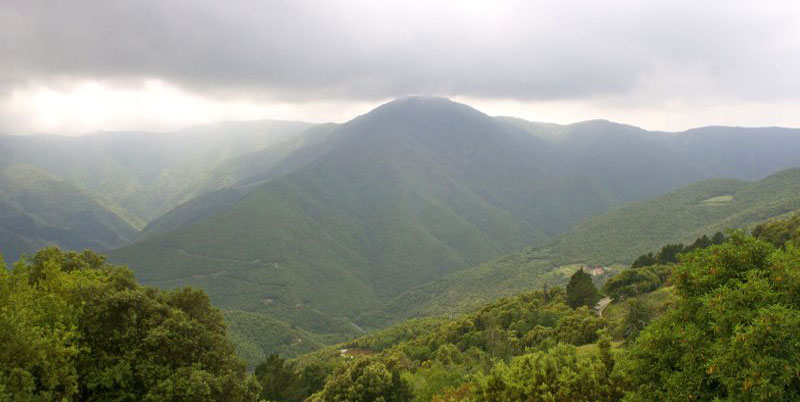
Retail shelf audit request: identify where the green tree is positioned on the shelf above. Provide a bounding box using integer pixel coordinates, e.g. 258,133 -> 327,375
655,244 -> 684,265
310,357 -> 412,402
0,247 -> 260,402
711,231 -> 726,245
752,215 -> 800,249
553,306 -> 604,345
623,232 -> 800,401
631,252 -> 657,268
620,298 -> 652,341
474,343 -> 623,402
602,267 -> 661,300
254,354 -> 307,402
0,250 -> 82,401
566,268 -> 601,309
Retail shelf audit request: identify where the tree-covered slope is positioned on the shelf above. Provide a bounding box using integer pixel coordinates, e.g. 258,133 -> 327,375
137,123 -> 341,239
110,97 -> 626,341
549,166 -> 800,263
223,310 -> 329,368
370,167 -> 800,321
276,222 -> 800,402
0,120 -> 314,224
111,98 -> 800,355
501,118 -> 800,201
0,164 -> 138,261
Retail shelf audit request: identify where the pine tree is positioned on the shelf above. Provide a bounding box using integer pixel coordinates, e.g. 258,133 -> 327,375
566,268 -> 602,309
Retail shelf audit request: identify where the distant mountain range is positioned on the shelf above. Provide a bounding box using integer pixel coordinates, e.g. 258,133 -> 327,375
3,96 -> 800,361
0,120 -> 314,260
0,164 -> 137,261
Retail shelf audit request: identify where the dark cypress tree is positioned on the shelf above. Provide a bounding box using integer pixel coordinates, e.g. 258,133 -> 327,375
565,268 -> 602,309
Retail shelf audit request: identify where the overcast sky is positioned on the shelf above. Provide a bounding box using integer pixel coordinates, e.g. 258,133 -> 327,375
1,0 -> 799,135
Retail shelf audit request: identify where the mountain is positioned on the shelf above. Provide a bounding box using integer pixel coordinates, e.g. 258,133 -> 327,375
0,120 -> 315,224
137,123 -> 341,238
370,166 -> 800,321
499,118 -> 800,201
0,120 -> 318,259
5,96 -> 799,358
109,97 -> 630,341
109,97 -> 800,355
0,164 -> 138,261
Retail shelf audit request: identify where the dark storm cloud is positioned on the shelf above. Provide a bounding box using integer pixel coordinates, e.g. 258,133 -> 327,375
1,0 -> 799,102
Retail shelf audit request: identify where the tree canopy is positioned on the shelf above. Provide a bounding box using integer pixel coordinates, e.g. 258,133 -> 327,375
566,268 -> 602,308
0,247 -> 259,402
623,233 -> 800,401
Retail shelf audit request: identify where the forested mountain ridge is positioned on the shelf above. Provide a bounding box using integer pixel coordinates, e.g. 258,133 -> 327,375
136,123 -> 341,239
501,118 -> 800,201
0,164 -> 138,261
364,166 -> 800,323
0,120 -> 314,223
4,98 -> 800,265
4,97 -> 800,362
109,98 -> 800,360
110,97 -> 628,348
0,120 -> 317,259
260,217 -> 800,402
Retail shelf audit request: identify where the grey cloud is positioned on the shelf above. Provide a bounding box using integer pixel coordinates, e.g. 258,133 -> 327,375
1,0 -> 798,102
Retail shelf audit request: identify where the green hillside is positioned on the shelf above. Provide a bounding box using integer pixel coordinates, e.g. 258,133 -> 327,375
549,166 -> 800,263
110,97 -> 628,343
0,164 -> 138,261
502,118 -> 800,201
271,222 -> 800,402
138,123 -> 340,238
110,98 -> 800,358
368,167 -> 800,321
223,310 -> 330,368
0,120 -> 314,224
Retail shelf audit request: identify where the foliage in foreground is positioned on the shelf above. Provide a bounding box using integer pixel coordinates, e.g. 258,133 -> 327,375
0,248 -> 259,402
623,233 -> 800,401
273,218 -> 800,402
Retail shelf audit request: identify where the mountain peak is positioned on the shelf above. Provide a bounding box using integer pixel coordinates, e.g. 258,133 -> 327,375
368,96 -> 478,115
349,96 -> 490,133
390,95 -> 454,103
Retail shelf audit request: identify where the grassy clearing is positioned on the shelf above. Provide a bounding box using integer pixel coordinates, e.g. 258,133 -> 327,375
701,194 -> 733,205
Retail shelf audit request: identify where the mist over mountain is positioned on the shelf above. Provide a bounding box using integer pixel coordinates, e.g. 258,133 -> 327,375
0,120 -> 315,259
0,164 -> 137,261
0,120 -> 313,223
101,97 -> 800,351
110,98 -> 621,340
3,96 -> 800,355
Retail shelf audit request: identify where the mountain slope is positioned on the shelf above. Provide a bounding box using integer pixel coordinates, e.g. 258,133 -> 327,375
0,120 -> 315,224
111,98 -> 800,354
502,118 -> 800,202
370,167 -> 800,320
138,123 -> 340,238
0,164 -> 138,261
109,97 -> 625,339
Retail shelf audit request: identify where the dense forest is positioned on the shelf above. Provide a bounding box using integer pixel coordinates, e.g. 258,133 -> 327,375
3,215 -> 798,401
